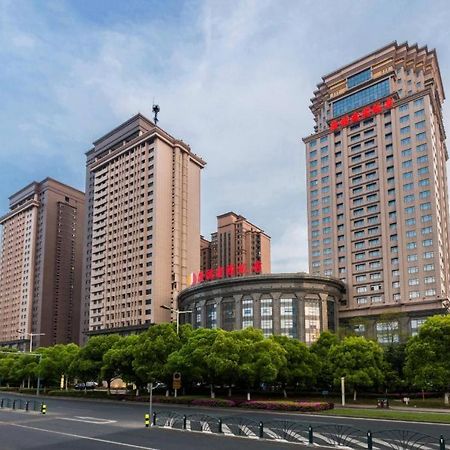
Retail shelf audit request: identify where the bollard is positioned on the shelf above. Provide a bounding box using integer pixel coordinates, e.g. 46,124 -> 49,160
145,413 -> 150,428
218,418 -> 222,434
152,411 -> 156,426
183,415 -> 187,430
41,403 -> 47,415
309,425 -> 314,444
367,431 -> 373,450
258,421 -> 264,439
25,401 -> 29,412
440,435 -> 446,450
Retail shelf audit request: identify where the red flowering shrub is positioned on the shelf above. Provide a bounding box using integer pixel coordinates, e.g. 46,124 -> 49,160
238,401 -> 334,411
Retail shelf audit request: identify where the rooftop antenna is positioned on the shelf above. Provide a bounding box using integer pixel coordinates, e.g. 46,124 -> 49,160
152,101 -> 160,125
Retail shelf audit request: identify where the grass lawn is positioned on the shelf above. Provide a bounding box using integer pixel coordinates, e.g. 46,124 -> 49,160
317,407 -> 450,424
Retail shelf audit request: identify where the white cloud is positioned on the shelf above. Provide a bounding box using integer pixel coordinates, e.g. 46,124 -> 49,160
2,0 -> 450,274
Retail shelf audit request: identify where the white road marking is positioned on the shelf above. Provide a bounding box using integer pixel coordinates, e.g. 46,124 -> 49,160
0,420 -> 159,450
58,416 -> 117,424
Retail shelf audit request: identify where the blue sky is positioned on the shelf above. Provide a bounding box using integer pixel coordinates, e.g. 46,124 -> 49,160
1,0 -> 450,272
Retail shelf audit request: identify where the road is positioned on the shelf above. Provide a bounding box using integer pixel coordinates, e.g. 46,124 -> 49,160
0,393 -> 449,449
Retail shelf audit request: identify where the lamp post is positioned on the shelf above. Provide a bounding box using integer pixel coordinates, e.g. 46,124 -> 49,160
160,305 -> 192,335
17,330 -> 45,391
17,330 -> 46,352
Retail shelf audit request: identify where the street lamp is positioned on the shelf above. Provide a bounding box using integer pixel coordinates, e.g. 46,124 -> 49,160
17,330 -> 45,352
160,305 -> 192,335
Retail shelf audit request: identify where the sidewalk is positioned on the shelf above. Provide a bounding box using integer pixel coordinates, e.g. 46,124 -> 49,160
335,403 -> 450,414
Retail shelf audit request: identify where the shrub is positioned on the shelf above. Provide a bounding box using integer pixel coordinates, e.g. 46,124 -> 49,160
239,400 -> 334,412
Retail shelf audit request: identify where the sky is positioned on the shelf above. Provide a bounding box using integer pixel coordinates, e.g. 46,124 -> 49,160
1,0 -> 450,273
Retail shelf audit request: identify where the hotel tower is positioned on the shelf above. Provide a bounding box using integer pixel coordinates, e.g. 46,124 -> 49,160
0,178 -> 85,348
303,42 -> 450,341
81,113 -> 205,339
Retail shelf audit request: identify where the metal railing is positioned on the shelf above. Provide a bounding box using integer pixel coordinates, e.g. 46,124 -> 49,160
0,397 -> 43,412
148,410 -> 448,450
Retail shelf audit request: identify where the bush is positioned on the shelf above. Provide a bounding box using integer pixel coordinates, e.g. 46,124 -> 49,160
47,390 -> 111,399
239,400 -> 334,412
191,398 -> 236,407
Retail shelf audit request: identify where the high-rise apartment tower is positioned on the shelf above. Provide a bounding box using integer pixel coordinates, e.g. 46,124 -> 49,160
200,212 -> 271,274
303,42 -> 450,341
0,178 -> 85,348
81,113 -> 205,339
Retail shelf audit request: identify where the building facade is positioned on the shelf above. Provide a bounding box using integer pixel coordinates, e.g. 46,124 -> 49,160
200,212 -> 271,274
0,178 -> 85,348
303,42 -> 450,341
178,273 -> 345,344
81,113 -> 205,339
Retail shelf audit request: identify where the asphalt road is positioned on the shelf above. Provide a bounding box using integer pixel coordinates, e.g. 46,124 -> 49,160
0,393 -> 449,450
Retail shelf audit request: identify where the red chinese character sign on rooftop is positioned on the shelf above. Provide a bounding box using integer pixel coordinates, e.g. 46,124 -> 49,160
329,97 -> 395,132
188,260 -> 263,287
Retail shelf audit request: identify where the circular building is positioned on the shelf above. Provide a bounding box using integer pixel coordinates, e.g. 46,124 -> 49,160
178,273 -> 346,344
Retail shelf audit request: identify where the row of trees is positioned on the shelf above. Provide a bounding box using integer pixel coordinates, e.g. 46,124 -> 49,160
1,315 -> 449,401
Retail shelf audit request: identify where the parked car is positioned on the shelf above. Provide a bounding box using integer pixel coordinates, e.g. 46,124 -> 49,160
74,382 -> 98,390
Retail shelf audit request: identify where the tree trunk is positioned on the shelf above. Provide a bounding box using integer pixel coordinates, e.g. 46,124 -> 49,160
165,389 -> 169,397
65,376 -> 68,391
445,392 -> 449,405
107,380 -> 111,395
283,387 -> 287,398
353,389 -> 357,401
228,387 -> 232,397
247,391 -> 251,401
210,384 -> 215,399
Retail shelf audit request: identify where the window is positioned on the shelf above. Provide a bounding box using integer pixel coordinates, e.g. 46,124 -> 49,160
400,126 -> 410,135
405,206 -> 415,214
417,155 -> 428,164
333,79 -> 390,116
402,148 -> 412,157
415,120 -> 426,130
424,251 -> 434,259
414,98 -> 424,107
406,242 -> 417,249
422,226 -> 432,235
405,218 -> 416,226
376,321 -> 399,344
408,266 -> 419,274
423,239 -> 433,247
416,143 -> 427,152
420,202 -> 431,211
409,278 -> 419,286
403,171 -> 413,179
399,103 -> 409,112
400,115 -> 409,123
404,194 -> 414,203
407,254 -> 418,262
406,230 -> 416,238
409,291 -> 420,300
421,214 -> 432,223
416,132 -> 426,141
347,68 -> 371,88
425,289 -> 436,297
414,109 -> 425,118
401,137 -> 411,146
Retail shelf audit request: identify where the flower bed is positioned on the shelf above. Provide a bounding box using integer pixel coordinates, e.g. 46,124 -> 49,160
191,398 -> 236,407
239,400 -> 334,411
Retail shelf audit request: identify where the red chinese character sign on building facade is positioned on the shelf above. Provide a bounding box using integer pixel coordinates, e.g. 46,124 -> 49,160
329,97 -> 394,132
188,260 -> 263,286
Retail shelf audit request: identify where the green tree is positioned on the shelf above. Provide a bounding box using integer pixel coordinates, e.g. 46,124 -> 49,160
271,335 -> 318,397
167,328 -> 242,398
38,344 -> 79,388
329,336 -> 385,400
405,315 -> 450,403
71,334 -> 121,391
235,328 -> 287,400
310,331 -> 339,390
133,324 -> 190,393
102,335 -> 142,392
